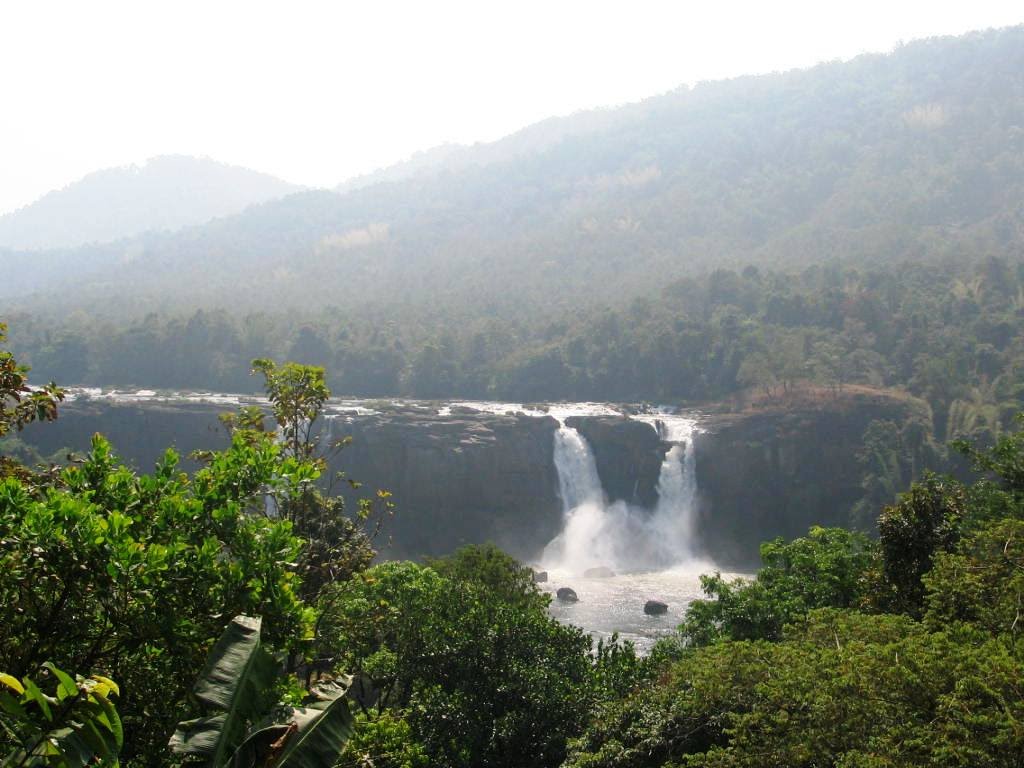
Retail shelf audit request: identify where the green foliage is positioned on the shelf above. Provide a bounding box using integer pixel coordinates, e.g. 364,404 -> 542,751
317,553 -> 599,768
680,526 -> 878,644
169,616 -> 278,765
0,432 -> 313,764
248,357 -> 381,603
0,665 -> 122,767
953,413 -> 1024,497
170,615 -> 354,768
877,472 -> 967,615
426,543 -> 548,612
251,358 -> 329,463
567,611 -> 1024,768
336,711 -> 429,768
852,416 -> 945,529
924,518 -> 1024,639
0,321 -> 63,442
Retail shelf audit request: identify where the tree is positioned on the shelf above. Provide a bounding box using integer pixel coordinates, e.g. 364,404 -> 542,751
0,433 -> 313,764
316,554 -> 600,768
877,472 -> 967,616
1,665 -> 122,767
246,358 -> 383,605
680,526 -> 878,645
250,358 -> 330,463
0,322 -> 63,440
566,611 -> 1024,768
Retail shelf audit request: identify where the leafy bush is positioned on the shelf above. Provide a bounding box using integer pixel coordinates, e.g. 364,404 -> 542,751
318,553 -> 603,768
680,526 -> 878,644
0,664 -> 122,767
0,432 -> 315,763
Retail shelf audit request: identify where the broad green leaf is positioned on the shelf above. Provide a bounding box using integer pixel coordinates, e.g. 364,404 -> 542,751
44,662 -> 80,701
91,693 -> 124,749
90,674 -> 120,698
0,689 -> 26,718
226,677 -> 353,768
23,677 -> 53,721
268,695 -> 354,767
0,672 -> 24,695
169,615 -> 276,765
225,724 -> 293,767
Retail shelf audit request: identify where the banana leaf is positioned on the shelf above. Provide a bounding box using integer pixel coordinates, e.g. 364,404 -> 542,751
227,679 -> 353,768
169,615 -> 276,766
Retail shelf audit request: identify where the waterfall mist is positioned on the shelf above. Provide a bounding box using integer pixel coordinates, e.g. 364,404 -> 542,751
541,414 -> 706,576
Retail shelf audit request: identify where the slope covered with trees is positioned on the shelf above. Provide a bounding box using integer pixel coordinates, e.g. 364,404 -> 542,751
9,252 -> 1024,450
4,27 -> 1024,318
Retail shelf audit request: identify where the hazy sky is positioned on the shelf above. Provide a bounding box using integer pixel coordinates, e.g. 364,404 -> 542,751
1,0 -> 1022,215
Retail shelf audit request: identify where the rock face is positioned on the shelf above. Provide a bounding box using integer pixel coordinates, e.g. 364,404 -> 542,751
18,401 -> 230,472
328,409 -> 562,559
565,416 -> 666,507
694,390 -> 931,568
19,389 -> 934,569
556,587 -> 579,603
644,600 -> 668,615
22,400 -> 566,561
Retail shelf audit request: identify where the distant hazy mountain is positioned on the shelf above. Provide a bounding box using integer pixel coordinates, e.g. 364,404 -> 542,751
0,155 -> 302,251
5,26 -> 1024,317
335,109 -> 630,193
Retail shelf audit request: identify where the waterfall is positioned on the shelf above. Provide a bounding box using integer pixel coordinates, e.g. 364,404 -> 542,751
320,413 -> 337,453
553,423 -> 605,510
542,419 -> 619,574
541,412 -> 703,575
645,416 -> 700,564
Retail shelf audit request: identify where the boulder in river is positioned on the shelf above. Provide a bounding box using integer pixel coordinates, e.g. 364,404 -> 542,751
583,566 -> 616,578
556,587 -> 579,603
644,600 -> 668,615
532,569 -> 548,583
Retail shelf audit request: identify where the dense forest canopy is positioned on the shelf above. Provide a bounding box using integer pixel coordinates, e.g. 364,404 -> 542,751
8,253 -> 1024,450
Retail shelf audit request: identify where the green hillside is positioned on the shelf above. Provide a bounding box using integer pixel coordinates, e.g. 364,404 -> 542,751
4,27 -> 1023,318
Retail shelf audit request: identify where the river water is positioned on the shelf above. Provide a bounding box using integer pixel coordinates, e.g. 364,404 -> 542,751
537,565 -> 727,653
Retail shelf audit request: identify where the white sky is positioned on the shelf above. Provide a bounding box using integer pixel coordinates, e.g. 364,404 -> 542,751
1,0 -> 1022,215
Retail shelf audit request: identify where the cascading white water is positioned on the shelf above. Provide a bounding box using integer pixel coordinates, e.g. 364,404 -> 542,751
643,416 -> 700,564
553,423 -> 605,510
542,421 -> 619,574
542,412 -> 703,575
320,413 -> 337,452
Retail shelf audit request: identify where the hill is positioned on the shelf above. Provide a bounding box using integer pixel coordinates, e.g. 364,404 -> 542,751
0,154 -> 301,252
8,27 -> 1021,317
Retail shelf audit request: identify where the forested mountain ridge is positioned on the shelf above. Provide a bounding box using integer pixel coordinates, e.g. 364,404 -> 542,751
0,154 -> 301,252
4,26 -> 1024,318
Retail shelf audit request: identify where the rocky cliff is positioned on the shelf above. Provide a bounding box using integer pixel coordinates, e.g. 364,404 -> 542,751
19,400 -> 230,471
17,400 -> 569,560
693,389 -> 932,568
13,389 -> 932,567
325,408 -> 563,559
564,415 -> 666,507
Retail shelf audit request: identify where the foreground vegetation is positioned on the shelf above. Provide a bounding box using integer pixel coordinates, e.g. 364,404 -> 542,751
3,323 -> 1023,765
